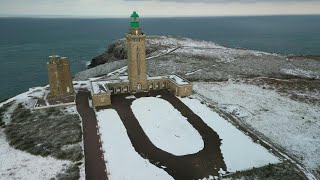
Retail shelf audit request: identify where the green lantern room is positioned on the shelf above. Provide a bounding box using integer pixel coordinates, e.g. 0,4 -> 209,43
130,11 -> 140,29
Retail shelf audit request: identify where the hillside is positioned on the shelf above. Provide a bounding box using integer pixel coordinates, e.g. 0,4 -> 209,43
76,36 -> 320,81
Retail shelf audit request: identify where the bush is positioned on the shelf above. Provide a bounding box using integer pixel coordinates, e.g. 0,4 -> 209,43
0,101 -> 15,127
56,163 -> 80,180
4,104 -> 83,161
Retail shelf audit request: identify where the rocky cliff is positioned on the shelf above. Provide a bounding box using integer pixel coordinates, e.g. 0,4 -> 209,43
75,36 -> 320,81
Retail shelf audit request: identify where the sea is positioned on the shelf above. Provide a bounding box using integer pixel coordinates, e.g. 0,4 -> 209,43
0,15 -> 320,102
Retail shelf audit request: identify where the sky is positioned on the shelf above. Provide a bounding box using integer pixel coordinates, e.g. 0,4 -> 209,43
0,0 -> 319,17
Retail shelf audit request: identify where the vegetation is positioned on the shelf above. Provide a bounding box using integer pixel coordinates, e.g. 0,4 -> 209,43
0,101 -> 14,127
56,162 -> 81,180
4,103 -> 83,161
222,162 -> 306,180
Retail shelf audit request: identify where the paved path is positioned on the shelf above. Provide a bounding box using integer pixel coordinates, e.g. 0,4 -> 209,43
110,89 -> 226,180
76,91 -> 108,180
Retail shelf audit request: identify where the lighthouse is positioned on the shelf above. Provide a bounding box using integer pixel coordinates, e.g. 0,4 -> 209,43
126,11 -> 148,92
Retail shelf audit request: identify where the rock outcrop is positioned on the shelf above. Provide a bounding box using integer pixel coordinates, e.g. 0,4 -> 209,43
75,36 -> 320,81
88,37 -> 166,68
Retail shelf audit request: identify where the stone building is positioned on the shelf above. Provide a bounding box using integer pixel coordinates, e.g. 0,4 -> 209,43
91,11 -> 192,108
47,55 -> 74,100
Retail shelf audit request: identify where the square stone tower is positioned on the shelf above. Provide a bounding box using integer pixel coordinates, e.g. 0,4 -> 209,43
126,11 -> 148,92
47,55 -> 74,99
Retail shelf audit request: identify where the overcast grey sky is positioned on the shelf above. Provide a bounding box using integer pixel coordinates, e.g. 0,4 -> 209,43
0,0 -> 319,17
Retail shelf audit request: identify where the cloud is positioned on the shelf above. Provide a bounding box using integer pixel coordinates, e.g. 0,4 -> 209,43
0,0 -> 319,17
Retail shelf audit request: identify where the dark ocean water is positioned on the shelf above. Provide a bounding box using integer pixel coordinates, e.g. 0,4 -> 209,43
0,15 -> 320,101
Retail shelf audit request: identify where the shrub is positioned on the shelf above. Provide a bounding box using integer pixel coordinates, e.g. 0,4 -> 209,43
5,105 -> 83,161
56,163 -> 80,180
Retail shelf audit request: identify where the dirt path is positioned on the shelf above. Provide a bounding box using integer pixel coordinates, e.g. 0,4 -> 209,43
110,89 -> 226,180
76,91 -> 108,180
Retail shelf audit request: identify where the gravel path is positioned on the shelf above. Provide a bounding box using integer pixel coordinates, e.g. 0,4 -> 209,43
110,89 -> 226,179
76,91 -> 108,180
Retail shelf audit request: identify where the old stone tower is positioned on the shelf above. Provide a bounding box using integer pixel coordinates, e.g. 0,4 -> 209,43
126,11 -> 148,92
47,55 -> 74,99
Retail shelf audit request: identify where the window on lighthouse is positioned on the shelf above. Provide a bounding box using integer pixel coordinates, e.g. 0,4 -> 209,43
137,46 -> 140,75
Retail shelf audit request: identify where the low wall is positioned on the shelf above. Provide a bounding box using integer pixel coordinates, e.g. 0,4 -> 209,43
148,79 -> 193,97
92,93 -> 111,107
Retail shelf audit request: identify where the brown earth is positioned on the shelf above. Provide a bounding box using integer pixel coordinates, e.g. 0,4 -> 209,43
109,89 -> 226,180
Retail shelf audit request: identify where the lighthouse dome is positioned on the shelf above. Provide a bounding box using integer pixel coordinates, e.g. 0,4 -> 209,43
131,11 -> 139,18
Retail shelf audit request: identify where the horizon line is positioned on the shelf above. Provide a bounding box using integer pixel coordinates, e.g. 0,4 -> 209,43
0,13 -> 320,19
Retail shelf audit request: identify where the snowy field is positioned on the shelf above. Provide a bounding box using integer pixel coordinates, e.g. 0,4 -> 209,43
0,88 -> 72,179
131,97 -> 204,156
96,109 -> 173,180
192,81 -> 320,177
96,94 -> 281,178
0,129 -> 70,179
0,84 -> 86,180
179,97 -> 280,172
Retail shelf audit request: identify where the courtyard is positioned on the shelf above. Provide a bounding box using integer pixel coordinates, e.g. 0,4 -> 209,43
88,89 -> 280,179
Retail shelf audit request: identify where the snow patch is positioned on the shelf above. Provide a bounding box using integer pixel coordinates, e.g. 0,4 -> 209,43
125,95 -> 136,99
219,104 -> 250,118
281,68 -> 319,79
185,69 -> 202,75
131,97 -> 204,156
96,109 -> 173,180
192,81 -> 320,175
0,129 -> 70,179
179,97 -> 280,172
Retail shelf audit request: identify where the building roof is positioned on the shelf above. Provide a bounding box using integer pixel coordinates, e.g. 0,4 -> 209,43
91,81 -> 110,94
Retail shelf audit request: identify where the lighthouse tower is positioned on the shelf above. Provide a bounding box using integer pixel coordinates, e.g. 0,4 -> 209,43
126,11 -> 148,92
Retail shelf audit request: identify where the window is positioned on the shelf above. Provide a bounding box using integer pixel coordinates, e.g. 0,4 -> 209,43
137,47 -> 140,75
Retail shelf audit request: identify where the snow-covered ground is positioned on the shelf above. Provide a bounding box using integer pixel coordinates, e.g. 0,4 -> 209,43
0,84 -> 86,180
73,80 -> 91,92
131,97 -> 204,156
0,86 -> 46,109
66,106 -> 86,180
0,128 -> 70,179
179,97 -> 280,172
192,81 -> 320,177
76,36 -> 320,82
148,36 -> 222,49
281,68 -> 320,79
96,109 -> 173,180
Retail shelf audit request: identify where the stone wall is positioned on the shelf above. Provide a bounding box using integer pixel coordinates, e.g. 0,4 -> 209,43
147,79 -> 193,97
92,93 -> 111,107
108,82 -> 130,94
166,80 -> 193,97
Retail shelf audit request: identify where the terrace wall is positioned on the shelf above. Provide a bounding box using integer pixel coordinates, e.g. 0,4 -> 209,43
92,93 -> 111,107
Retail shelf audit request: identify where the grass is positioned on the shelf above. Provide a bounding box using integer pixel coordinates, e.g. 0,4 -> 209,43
0,101 -> 14,127
4,103 -> 83,161
55,163 -> 81,180
222,162 -> 306,180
